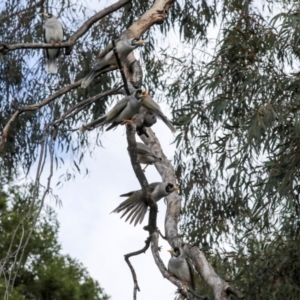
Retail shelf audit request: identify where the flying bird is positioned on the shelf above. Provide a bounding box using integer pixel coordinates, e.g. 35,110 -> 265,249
81,38 -> 146,88
111,182 -> 179,226
80,89 -> 146,132
168,247 -> 197,300
41,12 -> 63,74
140,91 -> 176,133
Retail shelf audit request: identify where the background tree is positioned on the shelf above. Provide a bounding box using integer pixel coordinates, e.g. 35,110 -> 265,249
1,0 -> 300,299
0,182 -> 109,300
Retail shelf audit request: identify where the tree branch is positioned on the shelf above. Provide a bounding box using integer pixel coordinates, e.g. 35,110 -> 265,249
0,80 -> 82,148
52,85 -> 123,128
126,123 -> 158,233
124,237 -> 151,299
112,39 -> 130,95
141,130 -> 244,300
0,0 -> 132,55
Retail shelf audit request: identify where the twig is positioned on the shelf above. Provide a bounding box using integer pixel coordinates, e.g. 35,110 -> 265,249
158,229 -> 166,240
112,39 -> 131,95
124,237 -> 151,299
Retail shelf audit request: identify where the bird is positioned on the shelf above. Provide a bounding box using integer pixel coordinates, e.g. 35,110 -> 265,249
135,112 -> 157,137
41,12 -> 63,74
132,142 -> 162,171
80,89 -> 146,132
81,38 -> 146,88
111,182 -> 179,226
140,91 -> 176,133
168,247 -> 197,299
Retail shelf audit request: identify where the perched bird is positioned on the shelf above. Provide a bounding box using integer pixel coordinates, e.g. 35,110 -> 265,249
140,91 -> 176,133
41,12 -> 63,74
168,247 -> 197,299
81,38 -> 146,88
80,89 -> 146,132
111,182 -> 179,226
132,142 -> 161,171
135,112 -> 157,137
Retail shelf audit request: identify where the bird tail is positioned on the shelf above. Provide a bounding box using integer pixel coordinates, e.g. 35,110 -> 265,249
45,57 -> 58,74
81,70 -> 96,88
79,115 -> 106,131
111,196 -> 148,226
160,115 -> 176,133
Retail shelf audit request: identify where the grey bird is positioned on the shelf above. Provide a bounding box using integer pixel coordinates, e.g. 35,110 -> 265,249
168,247 -> 197,299
140,91 -> 176,133
134,111 -> 157,137
111,182 -> 179,226
81,38 -> 146,88
133,142 -> 162,171
81,89 -> 146,132
41,12 -> 63,74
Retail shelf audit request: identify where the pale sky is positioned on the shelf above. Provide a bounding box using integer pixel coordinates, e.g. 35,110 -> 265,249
55,115 -> 178,300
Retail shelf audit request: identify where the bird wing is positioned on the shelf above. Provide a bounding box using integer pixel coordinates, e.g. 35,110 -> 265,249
136,143 -> 152,155
120,191 -> 135,197
97,38 -> 120,59
105,97 -> 129,123
187,258 -> 196,291
142,97 -> 176,133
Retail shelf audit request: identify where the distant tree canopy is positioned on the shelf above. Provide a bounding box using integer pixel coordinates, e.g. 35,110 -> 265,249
1,0 -> 300,299
0,183 -> 109,300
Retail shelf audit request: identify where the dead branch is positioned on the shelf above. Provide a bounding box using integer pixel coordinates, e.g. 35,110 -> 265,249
124,237 -> 151,299
0,0 -> 132,55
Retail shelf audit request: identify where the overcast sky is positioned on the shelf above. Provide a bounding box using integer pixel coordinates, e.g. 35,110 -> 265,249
55,115 -> 178,300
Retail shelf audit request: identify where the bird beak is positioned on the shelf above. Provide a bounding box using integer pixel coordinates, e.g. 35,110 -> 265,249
142,90 -> 148,98
138,40 -> 146,46
174,186 -> 180,191
40,12 -> 48,17
167,249 -> 174,254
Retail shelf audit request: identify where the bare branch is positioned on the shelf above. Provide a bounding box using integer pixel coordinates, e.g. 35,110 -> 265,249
112,39 -> 131,95
124,237 -> 151,299
0,80 -> 82,148
0,0 -> 132,55
126,0 -> 176,38
141,130 -> 244,300
126,123 -> 158,233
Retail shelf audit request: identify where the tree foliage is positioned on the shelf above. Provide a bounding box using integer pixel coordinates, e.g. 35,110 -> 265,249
0,183 -> 109,299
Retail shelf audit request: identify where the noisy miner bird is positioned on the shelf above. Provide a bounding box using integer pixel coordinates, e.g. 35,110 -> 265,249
135,112 -> 157,137
132,142 -> 162,171
140,91 -> 176,133
111,182 -> 179,226
80,89 -> 146,132
81,38 -> 146,88
168,247 -> 197,300
41,12 -> 63,74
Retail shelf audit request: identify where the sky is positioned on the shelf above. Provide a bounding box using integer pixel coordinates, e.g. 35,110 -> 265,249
54,113 -> 179,300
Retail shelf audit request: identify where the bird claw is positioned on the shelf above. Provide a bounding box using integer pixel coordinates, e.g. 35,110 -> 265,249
122,119 -> 134,124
